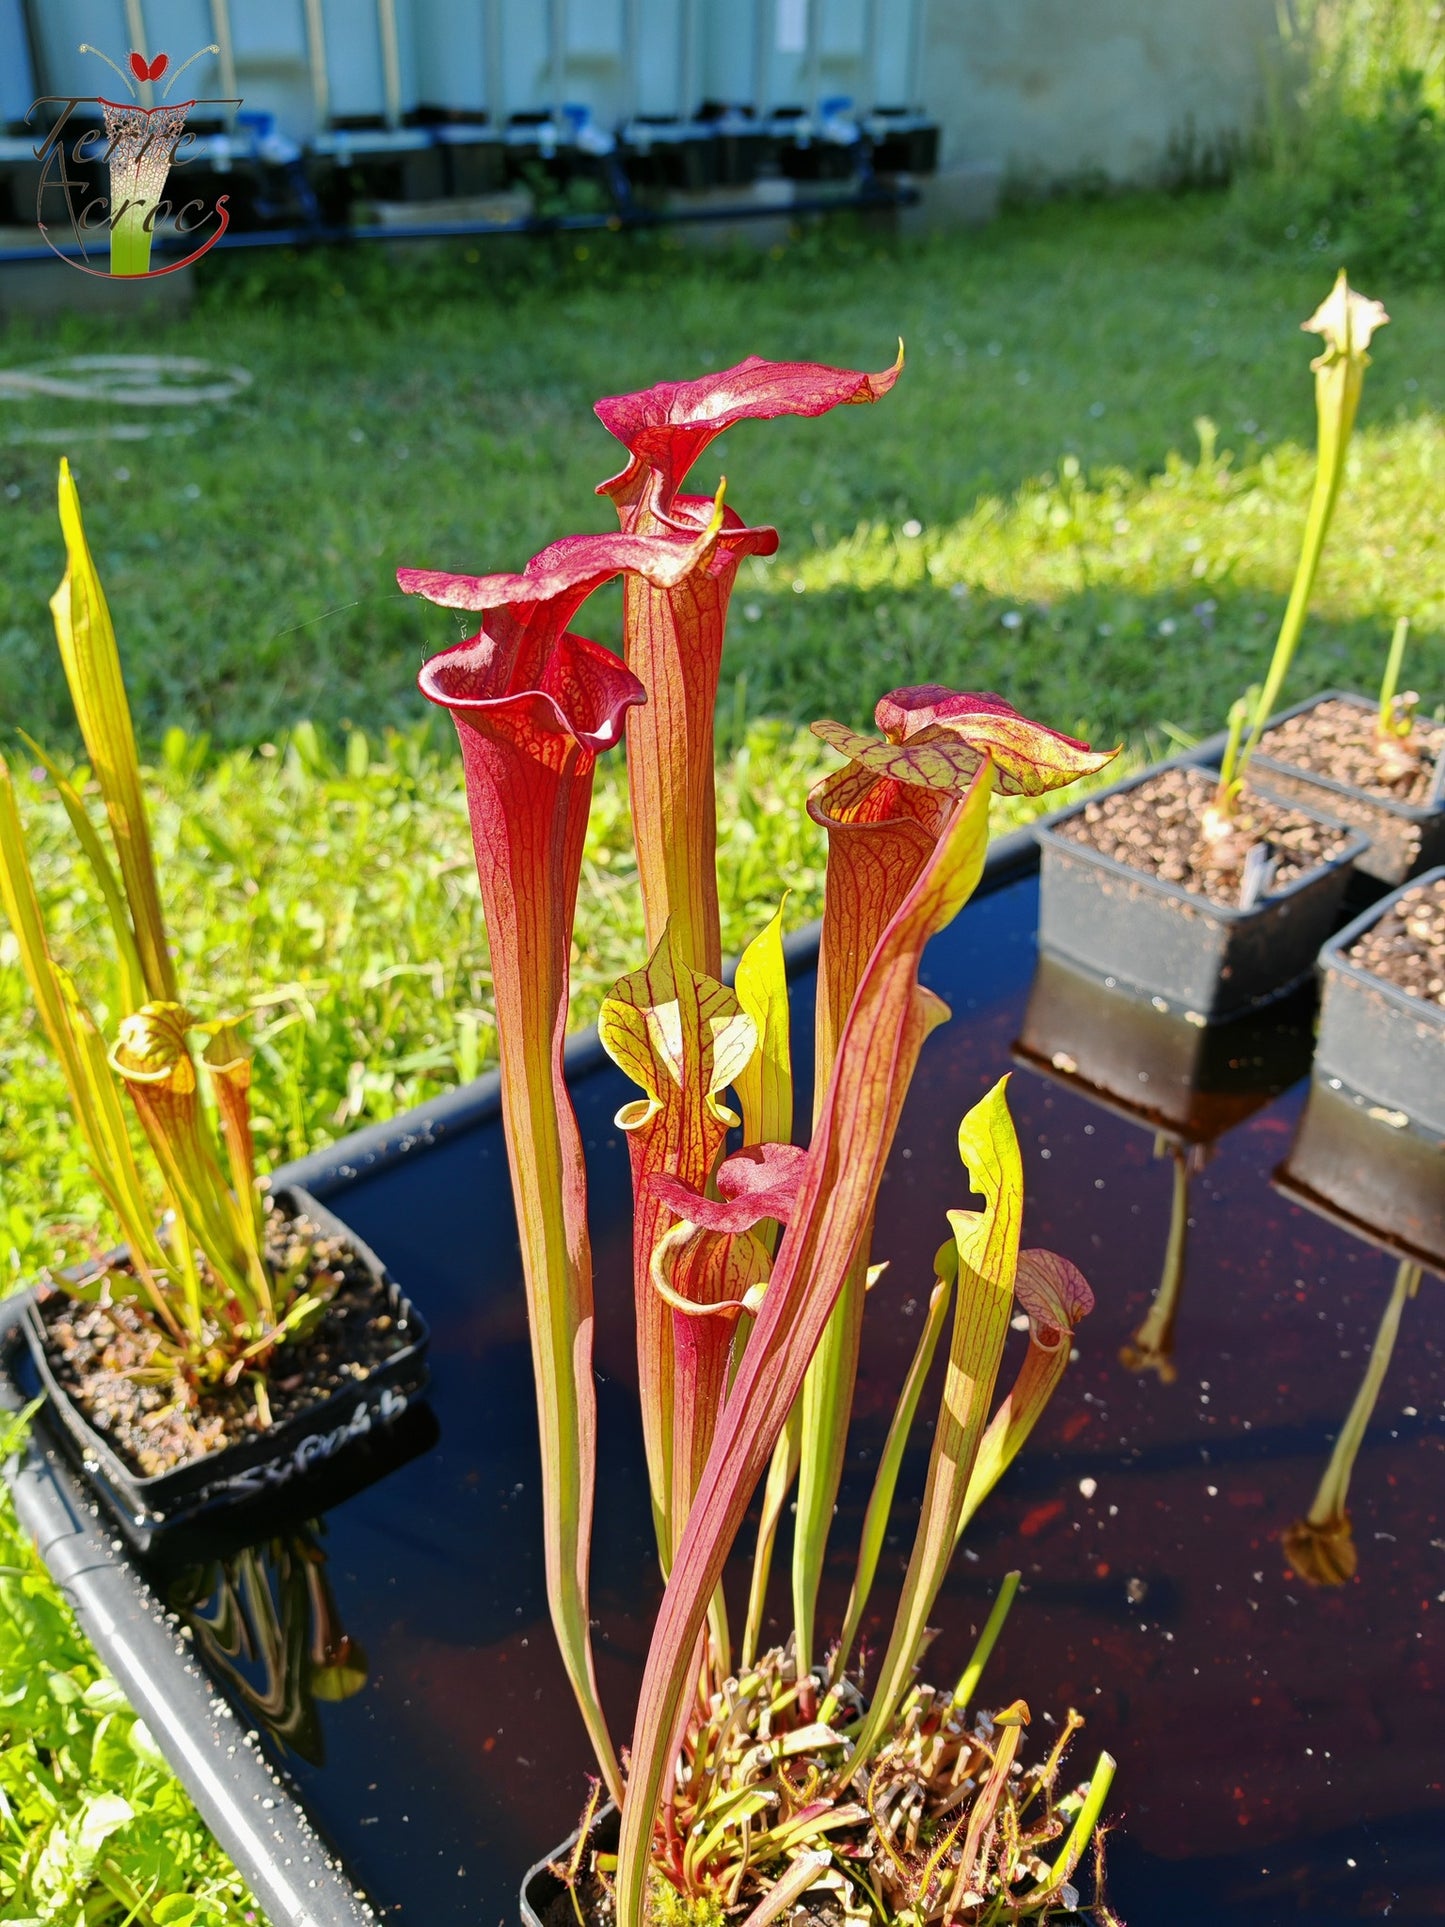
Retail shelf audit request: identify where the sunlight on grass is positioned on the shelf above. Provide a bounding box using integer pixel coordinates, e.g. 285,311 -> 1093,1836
737,413 -> 1445,746
778,416 -> 1445,621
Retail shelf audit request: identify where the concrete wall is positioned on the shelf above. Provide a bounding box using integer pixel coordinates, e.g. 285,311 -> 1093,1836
921,0 -> 1281,187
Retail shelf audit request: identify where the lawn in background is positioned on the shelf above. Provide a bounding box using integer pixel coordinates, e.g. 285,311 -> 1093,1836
2,189 -> 1443,1923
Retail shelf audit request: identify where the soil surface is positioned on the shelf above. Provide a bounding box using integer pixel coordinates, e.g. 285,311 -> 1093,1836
542,1890 -> 855,1927
1057,765 -> 1353,907
1261,697 -> 1443,803
1347,874 -> 1445,1006
36,1208 -> 408,1478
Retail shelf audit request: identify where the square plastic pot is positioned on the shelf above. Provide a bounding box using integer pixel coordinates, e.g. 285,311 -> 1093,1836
620,120 -> 718,192
1313,865 -> 1445,1140
707,124 -> 777,186
1034,766 -> 1368,1021
869,115 -> 940,173
1251,689 -> 1445,887
20,1183 -> 430,1545
434,129 -> 507,196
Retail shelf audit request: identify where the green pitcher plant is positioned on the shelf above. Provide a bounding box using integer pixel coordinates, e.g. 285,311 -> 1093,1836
1208,269 -> 1389,838
0,462 -> 330,1405
405,354 -> 1123,1926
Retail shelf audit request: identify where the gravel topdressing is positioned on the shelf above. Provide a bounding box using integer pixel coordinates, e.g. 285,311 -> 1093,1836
1056,765 -> 1354,908
1261,697 -> 1443,805
1347,875 -> 1445,1007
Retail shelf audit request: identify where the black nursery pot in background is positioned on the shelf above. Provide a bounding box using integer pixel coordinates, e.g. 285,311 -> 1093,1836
19,1185 -> 430,1549
1251,690 -> 1445,887
1034,768 -> 1368,1022
1313,866 -> 1445,1139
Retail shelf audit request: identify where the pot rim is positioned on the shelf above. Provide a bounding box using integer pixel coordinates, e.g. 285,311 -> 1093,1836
20,1182 -> 429,1527
1317,863 -> 1445,1029
1251,688 -> 1445,827
1034,759 -> 1369,925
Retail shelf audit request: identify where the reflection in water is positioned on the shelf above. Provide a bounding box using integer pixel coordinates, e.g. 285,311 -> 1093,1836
1014,958 -> 1315,1388
168,1523 -> 367,1765
1283,1260 -> 1426,1586
1276,1077 -> 1445,1277
1118,1135 -> 1197,1384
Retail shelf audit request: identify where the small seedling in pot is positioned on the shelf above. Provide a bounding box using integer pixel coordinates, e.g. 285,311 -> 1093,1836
1204,270 -> 1389,867
403,354 -> 1123,1926
0,465 -> 360,1472
1374,616 -> 1423,786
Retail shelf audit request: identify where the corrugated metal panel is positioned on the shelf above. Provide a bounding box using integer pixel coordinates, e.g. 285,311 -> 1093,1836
317,0 -> 421,125
633,0 -> 685,118
498,0 -> 551,117
698,0 -> 757,108
872,0 -> 917,105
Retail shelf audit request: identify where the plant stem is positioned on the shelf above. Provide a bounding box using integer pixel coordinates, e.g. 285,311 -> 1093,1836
949,1569 -> 1021,1714
1120,1139 -> 1189,1381
1228,433 -> 1340,802
1044,1751 -> 1116,1892
1303,1259 -> 1420,1531
1378,615 -> 1411,732
1212,694 -> 1252,812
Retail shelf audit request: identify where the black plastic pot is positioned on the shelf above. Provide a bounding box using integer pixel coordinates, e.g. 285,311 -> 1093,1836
433,125 -> 507,196
1252,690 -> 1445,887
1275,1078 -> 1445,1276
619,119 -> 718,192
1034,765 -> 1368,1021
696,103 -> 778,186
868,112 -> 941,174
310,129 -> 446,211
1013,952 -> 1317,1144
1313,866 -> 1445,1140
521,1802 -> 618,1927
19,1184 -> 430,1546
518,1801 -> 1099,1927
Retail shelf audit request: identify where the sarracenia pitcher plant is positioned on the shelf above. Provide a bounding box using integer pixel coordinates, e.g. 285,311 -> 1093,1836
0,462 -> 330,1402
1208,270 -> 1388,837
405,355 -> 1121,1925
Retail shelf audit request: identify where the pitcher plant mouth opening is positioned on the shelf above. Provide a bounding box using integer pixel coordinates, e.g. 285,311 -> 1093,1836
594,353 -> 901,980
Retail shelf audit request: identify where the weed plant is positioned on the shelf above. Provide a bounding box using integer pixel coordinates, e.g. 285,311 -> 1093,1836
0,1411 -> 258,1923
1237,0 -> 1445,281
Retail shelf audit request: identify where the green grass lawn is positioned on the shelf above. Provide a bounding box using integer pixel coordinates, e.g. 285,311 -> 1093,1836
1,189 -> 1443,1923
